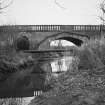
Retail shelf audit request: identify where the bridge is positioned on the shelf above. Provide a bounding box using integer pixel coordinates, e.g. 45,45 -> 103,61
0,25 -> 104,97
0,25 -> 104,51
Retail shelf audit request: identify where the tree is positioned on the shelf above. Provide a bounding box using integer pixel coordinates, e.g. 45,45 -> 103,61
54,0 -> 66,10
100,0 -> 105,24
0,0 -> 13,13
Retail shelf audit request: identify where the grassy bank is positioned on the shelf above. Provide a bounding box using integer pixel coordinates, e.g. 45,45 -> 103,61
29,37 -> 105,105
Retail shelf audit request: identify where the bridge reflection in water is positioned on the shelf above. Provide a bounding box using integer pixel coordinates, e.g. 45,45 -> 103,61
50,39 -> 74,75
35,40 -> 74,94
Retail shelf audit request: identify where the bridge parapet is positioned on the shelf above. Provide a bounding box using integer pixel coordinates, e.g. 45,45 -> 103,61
0,25 -> 61,32
0,25 -> 102,32
60,25 -> 101,31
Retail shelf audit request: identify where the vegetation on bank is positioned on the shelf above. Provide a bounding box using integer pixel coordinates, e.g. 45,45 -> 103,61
29,37 -> 105,105
0,37 -> 105,105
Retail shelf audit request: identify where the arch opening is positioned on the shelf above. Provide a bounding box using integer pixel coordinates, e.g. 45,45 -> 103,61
38,32 -> 85,50
57,37 -> 83,46
50,39 -> 76,47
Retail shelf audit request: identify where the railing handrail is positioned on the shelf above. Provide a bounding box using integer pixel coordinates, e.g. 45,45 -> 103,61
0,25 -> 104,32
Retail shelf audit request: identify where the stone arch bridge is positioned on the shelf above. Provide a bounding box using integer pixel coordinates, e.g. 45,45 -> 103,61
0,25 -> 104,51
0,25 -> 105,97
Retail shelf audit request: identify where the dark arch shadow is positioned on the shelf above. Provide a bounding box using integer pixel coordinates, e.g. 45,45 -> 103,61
57,37 -> 83,46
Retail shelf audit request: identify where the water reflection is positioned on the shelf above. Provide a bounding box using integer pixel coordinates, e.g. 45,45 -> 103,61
49,39 -> 75,74
51,56 -> 73,74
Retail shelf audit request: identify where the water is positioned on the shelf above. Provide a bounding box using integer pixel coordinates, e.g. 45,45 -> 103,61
50,56 -> 73,77
22,97 -> 35,105
51,56 -> 73,72
0,52 -> 73,105
22,55 -> 73,105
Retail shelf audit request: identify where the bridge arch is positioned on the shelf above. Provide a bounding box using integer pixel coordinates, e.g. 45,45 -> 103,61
57,37 -> 83,46
38,32 -> 89,50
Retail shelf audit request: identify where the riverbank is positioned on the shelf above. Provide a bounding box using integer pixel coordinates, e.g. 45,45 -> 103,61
29,37 -> 105,105
1,38 -> 105,105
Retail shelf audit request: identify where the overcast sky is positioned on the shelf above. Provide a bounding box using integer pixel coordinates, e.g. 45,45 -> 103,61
0,0 -> 103,25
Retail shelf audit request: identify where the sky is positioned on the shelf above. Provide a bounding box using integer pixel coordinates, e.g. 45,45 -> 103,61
0,0 -> 103,25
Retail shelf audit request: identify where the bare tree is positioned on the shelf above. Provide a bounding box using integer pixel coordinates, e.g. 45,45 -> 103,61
54,0 -> 66,10
100,0 -> 105,24
0,0 -> 13,13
